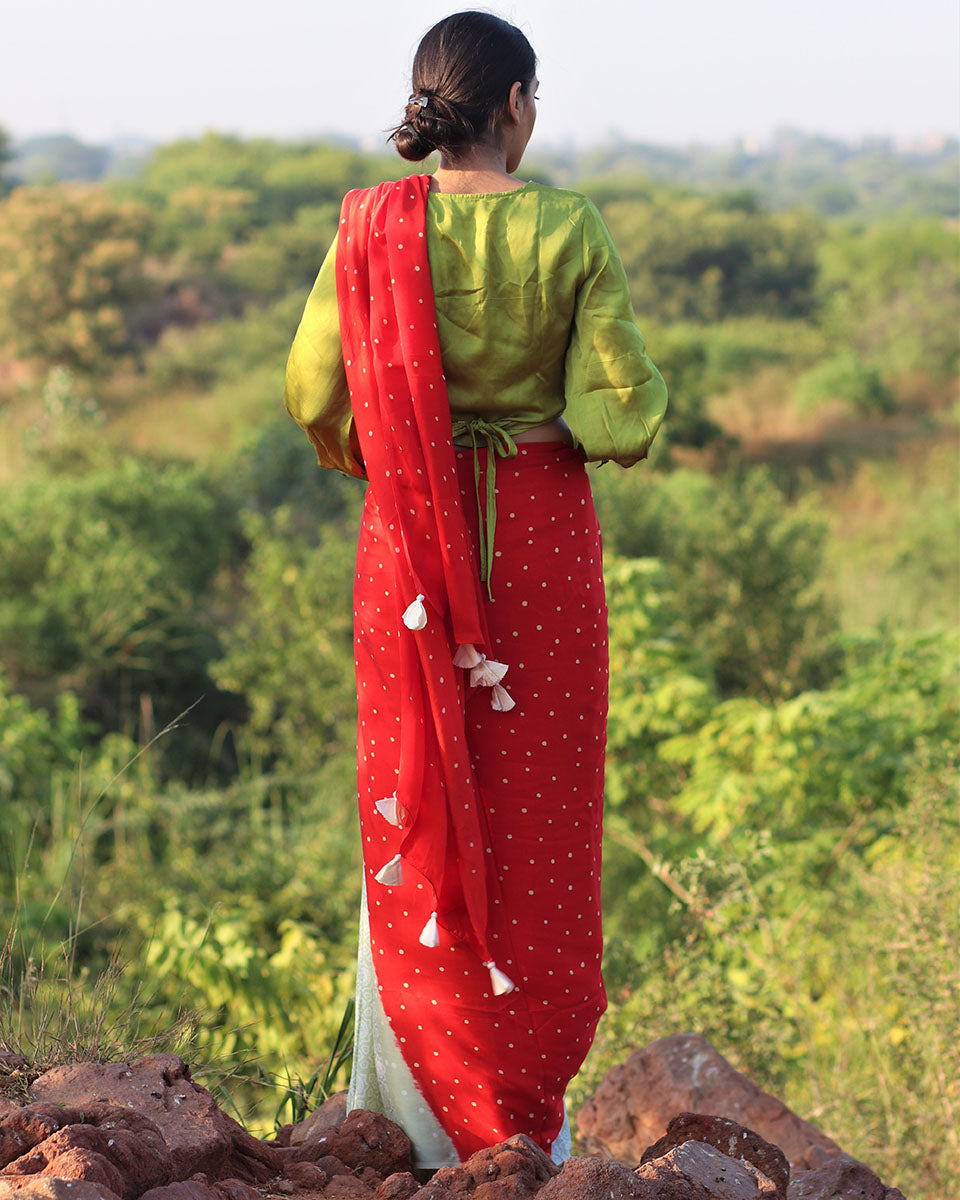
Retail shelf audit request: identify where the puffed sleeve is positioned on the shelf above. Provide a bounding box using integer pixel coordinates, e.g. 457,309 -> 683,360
562,199 -> 668,466
284,231 -> 366,479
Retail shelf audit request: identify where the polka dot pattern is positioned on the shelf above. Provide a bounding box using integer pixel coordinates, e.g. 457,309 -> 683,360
355,442 -> 609,1161
338,175 -> 609,1165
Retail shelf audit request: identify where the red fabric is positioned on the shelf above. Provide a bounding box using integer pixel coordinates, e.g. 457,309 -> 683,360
355,444 -> 608,1158
338,175 -> 608,1158
336,175 -> 503,960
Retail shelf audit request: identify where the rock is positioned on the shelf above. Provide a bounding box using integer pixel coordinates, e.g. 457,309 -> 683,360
27,1057 -> 280,1186
0,1115 -> 170,1200
640,1113 -> 789,1200
289,1095 -> 349,1146
283,1162 -> 331,1188
315,1113 -> 410,1180
319,1176 -> 378,1198
787,1154 -> 908,1200
577,1034 -> 844,1173
308,1157 -> 356,1180
373,1174 -> 420,1199
138,1183 -> 264,1200
636,1141 -> 777,1197
0,1179 -> 121,1200
536,1156 -> 654,1198
0,1108 -> 19,1123
1,1109 -> 95,1170
425,1133 -> 558,1198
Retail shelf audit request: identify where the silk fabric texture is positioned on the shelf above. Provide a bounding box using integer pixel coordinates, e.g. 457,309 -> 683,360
335,175 -> 607,1159
284,181 -> 669,479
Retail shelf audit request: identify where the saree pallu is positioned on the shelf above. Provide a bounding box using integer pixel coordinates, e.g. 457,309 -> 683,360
352,441 -> 609,1163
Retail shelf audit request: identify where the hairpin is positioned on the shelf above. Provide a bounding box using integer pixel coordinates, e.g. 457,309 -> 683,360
409,94 -> 429,109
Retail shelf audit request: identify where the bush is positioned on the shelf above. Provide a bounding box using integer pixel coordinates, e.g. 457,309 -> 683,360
0,184 -> 151,373
0,454 -> 244,764
210,507 -> 358,776
593,464 -> 841,700
794,351 -> 896,415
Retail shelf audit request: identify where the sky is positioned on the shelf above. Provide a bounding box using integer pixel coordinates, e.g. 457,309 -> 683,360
2,0 -> 958,150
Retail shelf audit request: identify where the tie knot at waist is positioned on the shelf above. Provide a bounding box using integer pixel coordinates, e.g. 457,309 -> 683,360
451,416 -> 520,461
450,417 -> 524,598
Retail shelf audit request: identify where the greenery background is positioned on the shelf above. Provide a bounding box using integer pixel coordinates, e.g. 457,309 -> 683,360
0,127 -> 957,1198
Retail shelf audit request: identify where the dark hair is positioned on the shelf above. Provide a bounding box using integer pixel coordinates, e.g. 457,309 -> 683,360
388,11 -> 537,162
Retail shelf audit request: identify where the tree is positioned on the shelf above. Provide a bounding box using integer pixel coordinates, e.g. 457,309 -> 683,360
0,184 -> 151,372
601,192 -> 821,324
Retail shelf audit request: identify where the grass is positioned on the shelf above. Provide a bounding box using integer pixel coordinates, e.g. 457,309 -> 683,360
0,711 -> 357,1133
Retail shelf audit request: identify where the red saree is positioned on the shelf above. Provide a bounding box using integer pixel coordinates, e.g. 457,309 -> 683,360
338,175 -> 608,1159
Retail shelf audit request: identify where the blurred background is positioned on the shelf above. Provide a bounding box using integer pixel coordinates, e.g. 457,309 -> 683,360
0,2 -> 957,1196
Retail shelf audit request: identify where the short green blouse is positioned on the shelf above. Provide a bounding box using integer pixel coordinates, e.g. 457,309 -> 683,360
284,180 -> 668,478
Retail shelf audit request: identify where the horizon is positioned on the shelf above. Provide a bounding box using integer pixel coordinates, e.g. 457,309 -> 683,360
9,123 -> 957,159
2,0 -> 957,152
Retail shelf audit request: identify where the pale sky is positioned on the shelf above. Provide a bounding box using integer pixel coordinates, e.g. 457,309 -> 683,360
2,0 -> 957,149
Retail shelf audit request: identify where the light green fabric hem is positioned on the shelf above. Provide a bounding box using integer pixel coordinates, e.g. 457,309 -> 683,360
347,879 -> 571,1170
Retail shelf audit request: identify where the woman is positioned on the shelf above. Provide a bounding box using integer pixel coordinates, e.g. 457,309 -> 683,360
284,10 -> 668,1175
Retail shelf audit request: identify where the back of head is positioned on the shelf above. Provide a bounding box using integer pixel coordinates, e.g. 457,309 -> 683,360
389,11 -> 537,162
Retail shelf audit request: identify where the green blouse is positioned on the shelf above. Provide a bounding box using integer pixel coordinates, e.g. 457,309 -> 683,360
284,180 -> 668,479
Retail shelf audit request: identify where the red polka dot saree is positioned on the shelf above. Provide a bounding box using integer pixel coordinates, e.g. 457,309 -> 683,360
336,175 -> 608,1162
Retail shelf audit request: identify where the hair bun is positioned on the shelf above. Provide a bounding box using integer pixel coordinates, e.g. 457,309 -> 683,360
385,12 -> 536,163
394,120 -> 437,163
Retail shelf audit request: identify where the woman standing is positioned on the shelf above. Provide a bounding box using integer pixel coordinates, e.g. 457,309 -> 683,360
284,10 -> 668,1175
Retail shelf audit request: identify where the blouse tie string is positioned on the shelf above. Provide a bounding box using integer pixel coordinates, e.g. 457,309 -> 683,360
450,416 -> 519,598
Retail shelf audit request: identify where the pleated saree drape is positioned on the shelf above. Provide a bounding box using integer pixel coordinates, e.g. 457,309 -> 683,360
338,175 -> 608,1162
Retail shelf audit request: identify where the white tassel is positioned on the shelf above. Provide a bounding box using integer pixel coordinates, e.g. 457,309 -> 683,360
490,683 -> 516,712
374,853 -> 404,886
483,960 -> 516,997
453,643 -> 482,669
470,655 -> 509,688
374,792 -> 403,827
419,911 -> 440,948
402,594 -> 427,630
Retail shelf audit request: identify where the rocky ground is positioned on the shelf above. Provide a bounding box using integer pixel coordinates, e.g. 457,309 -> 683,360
0,1033 -> 907,1199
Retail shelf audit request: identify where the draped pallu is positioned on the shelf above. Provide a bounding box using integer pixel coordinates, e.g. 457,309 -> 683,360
337,175 -> 608,1159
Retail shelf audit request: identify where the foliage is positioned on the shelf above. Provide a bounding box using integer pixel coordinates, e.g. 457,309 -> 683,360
659,628 -> 958,857
0,132 -> 956,1183
270,997 -> 355,1131
602,556 -> 717,813
146,292 -> 306,389
133,135 -> 396,225
814,216 -> 960,381
569,132 -> 960,218
579,755 -> 959,1198
0,453 -> 242,756
230,417 -> 363,530
217,203 -> 339,300
601,192 -> 820,323
210,507 -> 359,775
0,674 -> 86,809
0,184 -> 151,372
593,465 -> 841,699
10,135 -> 111,185
793,350 -> 896,415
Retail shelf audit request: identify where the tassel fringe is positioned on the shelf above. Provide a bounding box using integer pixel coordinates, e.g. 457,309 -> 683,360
374,853 -> 404,886
470,654 -> 509,688
402,594 -> 428,630
490,683 -> 516,712
374,792 -> 404,827
483,960 -> 516,997
453,643 -> 482,669
418,911 -> 440,948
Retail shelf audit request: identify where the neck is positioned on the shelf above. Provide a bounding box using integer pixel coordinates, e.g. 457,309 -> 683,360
432,140 -> 521,192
